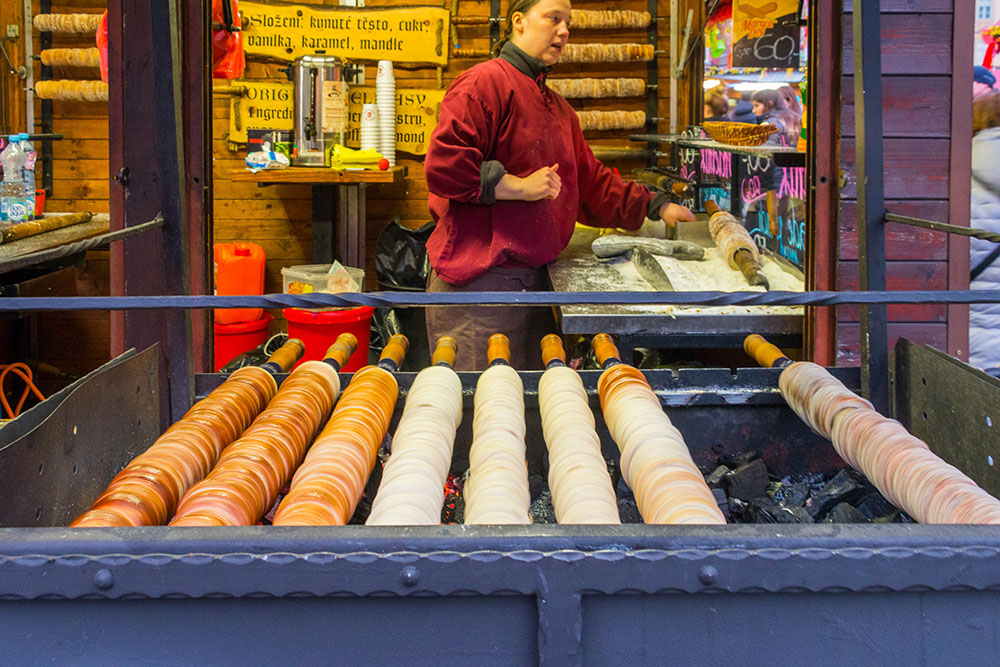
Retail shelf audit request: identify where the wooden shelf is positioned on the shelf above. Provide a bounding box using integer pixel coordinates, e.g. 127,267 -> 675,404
230,165 -> 408,185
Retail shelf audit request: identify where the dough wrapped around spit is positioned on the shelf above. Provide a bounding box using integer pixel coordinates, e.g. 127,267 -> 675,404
538,335 -> 620,524
549,77 -> 646,99
367,338 -> 463,526
594,335 -> 725,525
778,360 -> 1000,524
34,80 -> 108,102
561,43 -> 655,63
274,336 -> 409,526
69,339 -> 306,527
170,352 -> 350,526
463,334 -> 531,525
34,13 -> 102,33
570,9 -> 652,29
708,208 -> 760,269
40,48 -> 101,68
577,110 -> 646,132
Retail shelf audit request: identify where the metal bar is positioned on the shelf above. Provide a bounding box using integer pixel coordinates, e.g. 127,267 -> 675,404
489,0 -> 500,52
852,0 -> 888,415
3,289 -> 1000,313
39,0 -> 52,195
885,213 -> 1000,244
0,216 -> 163,276
22,0 -> 33,132
149,0 -> 194,422
669,0 -> 677,135
312,184 -> 334,264
646,0 -> 658,166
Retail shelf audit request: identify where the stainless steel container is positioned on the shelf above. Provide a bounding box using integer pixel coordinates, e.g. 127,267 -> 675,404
292,55 -> 347,167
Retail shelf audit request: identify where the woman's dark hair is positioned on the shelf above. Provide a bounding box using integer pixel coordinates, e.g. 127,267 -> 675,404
704,92 -> 729,118
778,85 -> 802,115
753,89 -> 799,138
491,0 -> 545,57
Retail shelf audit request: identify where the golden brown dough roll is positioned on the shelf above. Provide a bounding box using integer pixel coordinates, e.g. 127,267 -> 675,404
273,365 -> 400,526
70,367 -> 277,527
576,110 -> 646,131
34,13 -> 102,33
35,80 -> 108,102
169,362 -> 341,526
548,77 -> 646,99
571,9 -> 651,29
561,43 -> 655,63
40,48 -> 101,68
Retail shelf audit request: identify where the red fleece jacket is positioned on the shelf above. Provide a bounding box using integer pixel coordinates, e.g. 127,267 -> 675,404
424,57 -> 654,286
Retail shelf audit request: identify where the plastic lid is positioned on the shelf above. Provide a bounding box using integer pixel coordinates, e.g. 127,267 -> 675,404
18,133 -> 28,140
7,135 -> 17,141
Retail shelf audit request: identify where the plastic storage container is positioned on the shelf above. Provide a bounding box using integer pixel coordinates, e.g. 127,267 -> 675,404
213,312 -> 272,371
214,242 -> 265,325
281,263 -> 364,295
283,306 -> 374,372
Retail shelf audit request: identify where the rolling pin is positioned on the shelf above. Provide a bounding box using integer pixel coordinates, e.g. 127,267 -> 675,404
704,201 -> 769,290
0,212 -> 93,244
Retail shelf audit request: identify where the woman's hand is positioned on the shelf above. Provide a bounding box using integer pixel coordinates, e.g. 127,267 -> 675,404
496,163 -> 561,201
659,202 -> 697,224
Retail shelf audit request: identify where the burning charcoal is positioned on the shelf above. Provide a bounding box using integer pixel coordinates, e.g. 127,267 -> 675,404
721,450 -> 761,469
725,459 -> 769,502
727,497 -> 752,523
528,473 -> 546,502
806,469 -> 864,520
617,497 -> 642,523
773,481 -> 810,508
856,492 -> 898,522
705,465 -> 731,489
823,502 -> 869,524
750,496 -> 813,524
712,488 -> 730,520
529,489 -> 557,524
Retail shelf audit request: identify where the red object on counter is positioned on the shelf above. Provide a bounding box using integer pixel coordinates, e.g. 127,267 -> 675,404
214,242 -> 265,325
33,189 -> 45,217
283,306 -> 374,372
379,158 -> 390,170
213,313 -> 272,371
212,0 -> 245,79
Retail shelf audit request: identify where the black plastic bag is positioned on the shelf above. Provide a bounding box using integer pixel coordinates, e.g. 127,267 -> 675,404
219,331 -> 287,374
374,217 -> 434,290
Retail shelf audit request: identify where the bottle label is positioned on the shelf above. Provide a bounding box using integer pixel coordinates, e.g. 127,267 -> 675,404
6,201 -> 27,220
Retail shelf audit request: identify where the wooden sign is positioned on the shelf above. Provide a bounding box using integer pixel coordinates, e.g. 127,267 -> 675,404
228,80 -> 444,155
731,0 -> 800,69
240,2 -> 450,65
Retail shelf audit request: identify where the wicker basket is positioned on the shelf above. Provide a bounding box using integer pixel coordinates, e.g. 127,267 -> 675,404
701,121 -> 778,147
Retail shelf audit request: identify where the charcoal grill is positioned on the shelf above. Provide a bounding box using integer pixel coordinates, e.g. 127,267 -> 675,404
2,341 -> 999,665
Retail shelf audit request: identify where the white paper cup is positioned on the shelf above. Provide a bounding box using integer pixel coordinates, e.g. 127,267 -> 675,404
377,60 -> 394,81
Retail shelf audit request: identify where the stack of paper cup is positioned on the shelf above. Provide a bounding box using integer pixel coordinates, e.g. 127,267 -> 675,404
376,60 -> 396,167
360,103 -> 379,152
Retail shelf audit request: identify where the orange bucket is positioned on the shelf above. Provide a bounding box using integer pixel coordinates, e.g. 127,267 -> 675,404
283,307 -> 374,372
213,313 -> 272,371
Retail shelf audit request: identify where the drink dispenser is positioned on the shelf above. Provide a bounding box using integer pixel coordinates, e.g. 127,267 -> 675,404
292,55 -> 355,167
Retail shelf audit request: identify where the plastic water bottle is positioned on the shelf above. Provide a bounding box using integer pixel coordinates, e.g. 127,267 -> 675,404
0,136 -> 27,222
19,133 -> 36,219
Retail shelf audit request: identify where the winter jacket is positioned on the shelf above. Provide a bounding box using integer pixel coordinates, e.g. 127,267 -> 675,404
970,126 -> 1000,371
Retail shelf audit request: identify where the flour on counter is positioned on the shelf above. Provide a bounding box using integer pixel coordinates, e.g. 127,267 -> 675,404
612,248 -> 804,316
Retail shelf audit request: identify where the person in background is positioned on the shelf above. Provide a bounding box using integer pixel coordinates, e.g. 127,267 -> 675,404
752,89 -> 799,145
423,0 -> 695,371
726,88 -> 757,124
778,85 -> 802,116
703,91 -> 730,122
974,65 -> 996,100
969,90 -> 1000,377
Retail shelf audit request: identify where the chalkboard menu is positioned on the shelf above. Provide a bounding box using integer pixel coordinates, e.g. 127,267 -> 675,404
731,0 -> 800,69
739,155 -> 807,269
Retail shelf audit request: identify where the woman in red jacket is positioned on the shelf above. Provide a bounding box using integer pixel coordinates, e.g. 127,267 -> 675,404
424,0 -> 694,370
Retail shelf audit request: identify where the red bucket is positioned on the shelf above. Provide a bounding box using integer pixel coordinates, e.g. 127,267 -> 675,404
213,312 -> 272,371
283,306 -> 374,372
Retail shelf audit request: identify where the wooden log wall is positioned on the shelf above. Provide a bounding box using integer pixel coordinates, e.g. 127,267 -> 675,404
214,0 -> 696,303
4,1 -> 110,393
836,0 -> 970,365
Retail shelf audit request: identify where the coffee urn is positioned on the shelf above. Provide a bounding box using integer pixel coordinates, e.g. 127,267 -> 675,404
292,55 -> 351,167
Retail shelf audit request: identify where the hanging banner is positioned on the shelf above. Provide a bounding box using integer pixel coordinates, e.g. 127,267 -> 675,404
731,0 -> 800,69
228,79 -> 444,155
240,2 -> 449,65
